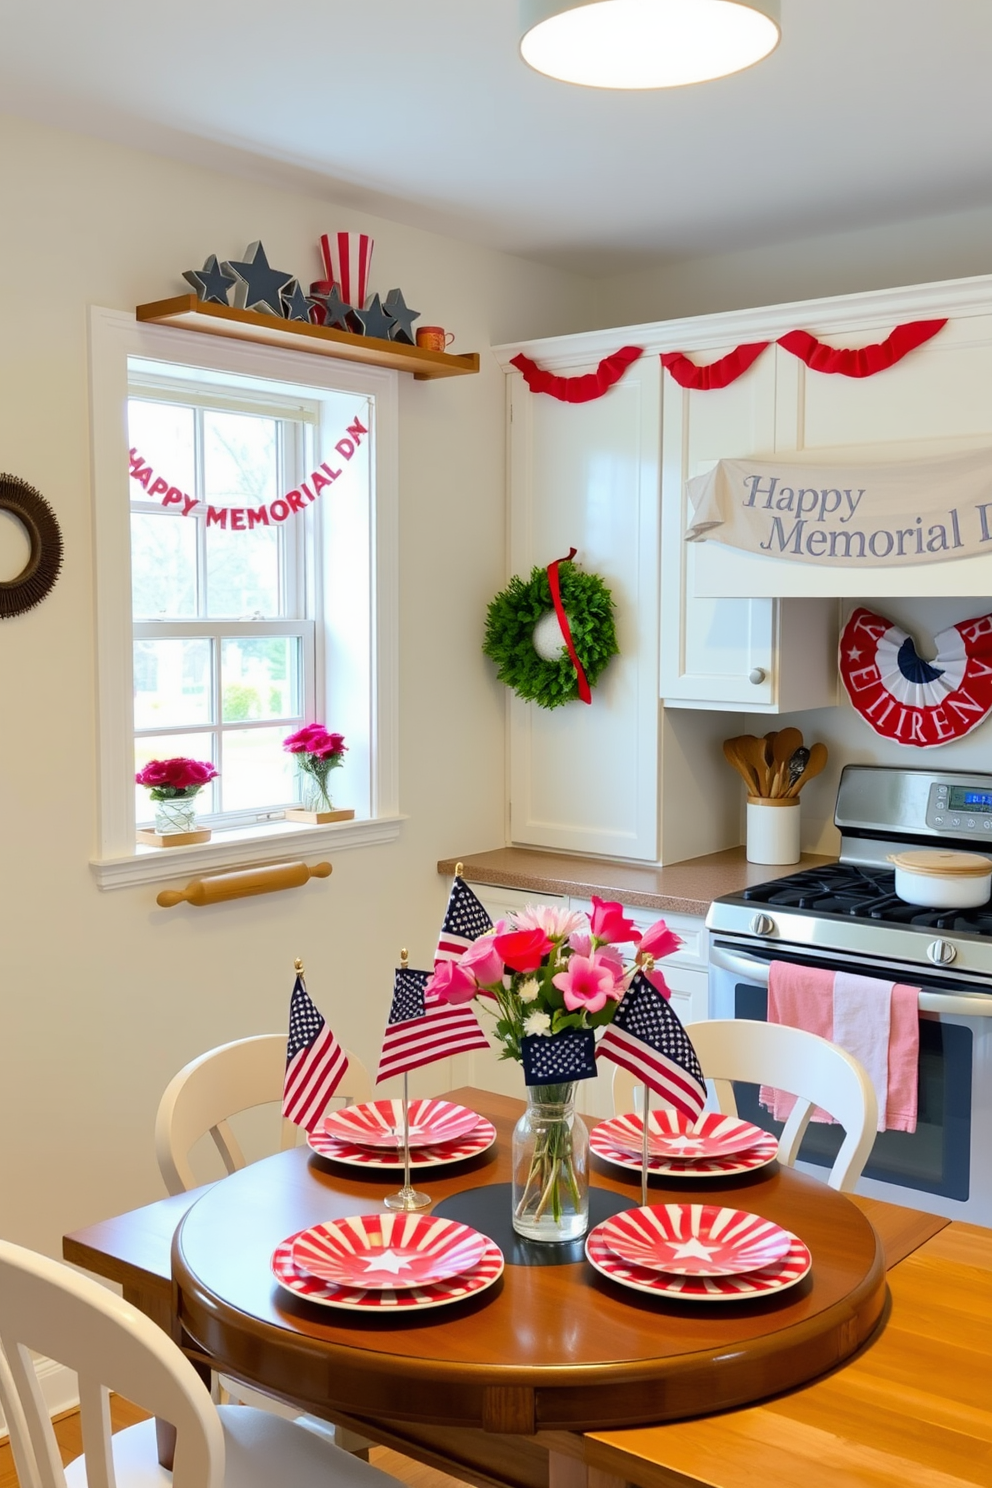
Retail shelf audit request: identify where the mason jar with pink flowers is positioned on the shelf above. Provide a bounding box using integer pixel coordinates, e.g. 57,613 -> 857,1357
282,725 -> 347,813
135,757 -> 218,835
425,898 -> 682,1243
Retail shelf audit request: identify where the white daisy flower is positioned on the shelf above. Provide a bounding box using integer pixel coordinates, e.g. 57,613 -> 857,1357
523,1010 -> 552,1036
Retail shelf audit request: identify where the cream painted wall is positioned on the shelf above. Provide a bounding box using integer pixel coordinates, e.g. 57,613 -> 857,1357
0,112 -> 597,1258
600,202 -> 992,326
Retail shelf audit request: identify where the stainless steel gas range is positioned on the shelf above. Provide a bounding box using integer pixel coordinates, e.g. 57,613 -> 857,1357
706,765 -> 992,1225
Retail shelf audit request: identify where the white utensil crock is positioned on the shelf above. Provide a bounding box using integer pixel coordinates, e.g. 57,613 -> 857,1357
747,796 -> 801,865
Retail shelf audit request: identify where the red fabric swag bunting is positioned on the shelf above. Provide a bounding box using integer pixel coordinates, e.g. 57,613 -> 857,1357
511,346 -> 643,403
776,319 -> 947,378
660,342 -> 770,391
547,547 -> 592,704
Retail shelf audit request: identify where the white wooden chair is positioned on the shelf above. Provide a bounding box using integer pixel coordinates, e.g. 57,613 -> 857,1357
154,1035 -> 372,1438
0,1239 -> 405,1488
155,1034 -> 372,1196
611,1018 -> 878,1192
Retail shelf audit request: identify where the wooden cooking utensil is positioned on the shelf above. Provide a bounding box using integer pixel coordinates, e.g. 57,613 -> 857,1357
787,740 -> 828,796
770,728 -> 804,797
722,738 -> 761,796
740,735 -> 773,797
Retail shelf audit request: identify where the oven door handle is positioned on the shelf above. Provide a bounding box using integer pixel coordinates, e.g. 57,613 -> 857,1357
709,944 -> 992,1017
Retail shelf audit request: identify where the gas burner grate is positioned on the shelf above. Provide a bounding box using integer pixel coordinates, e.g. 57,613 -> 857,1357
741,863 -> 992,936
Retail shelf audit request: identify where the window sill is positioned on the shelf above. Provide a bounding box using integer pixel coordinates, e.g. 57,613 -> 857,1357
90,814 -> 405,891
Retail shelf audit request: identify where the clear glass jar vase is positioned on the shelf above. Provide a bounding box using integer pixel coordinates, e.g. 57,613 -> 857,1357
511,1083 -> 589,1243
297,760 -> 334,812
153,793 -> 198,834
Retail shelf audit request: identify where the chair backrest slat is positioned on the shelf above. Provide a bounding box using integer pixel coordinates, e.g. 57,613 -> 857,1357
0,1242 -> 224,1488
611,1018 -> 877,1191
156,1034 -> 372,1195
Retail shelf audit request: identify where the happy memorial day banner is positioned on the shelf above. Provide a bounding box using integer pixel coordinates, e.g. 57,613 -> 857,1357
685,447 -> 992,566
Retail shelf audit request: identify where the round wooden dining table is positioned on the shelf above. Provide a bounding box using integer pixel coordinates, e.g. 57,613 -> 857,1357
172,1089 -> 886,1435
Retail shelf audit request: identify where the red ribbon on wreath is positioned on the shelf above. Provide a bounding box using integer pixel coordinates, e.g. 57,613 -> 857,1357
547,547 -> 592,704
511,346 -> 643,403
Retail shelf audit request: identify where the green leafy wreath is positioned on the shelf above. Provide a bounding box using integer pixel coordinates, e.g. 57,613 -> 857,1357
483,560 -> 619,709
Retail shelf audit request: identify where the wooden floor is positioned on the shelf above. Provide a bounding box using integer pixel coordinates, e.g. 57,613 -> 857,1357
0,1398 -> 463,1488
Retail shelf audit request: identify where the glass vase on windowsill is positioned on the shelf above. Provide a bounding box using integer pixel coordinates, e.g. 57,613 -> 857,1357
136,757 -> 218,842
283,724 -> 350,819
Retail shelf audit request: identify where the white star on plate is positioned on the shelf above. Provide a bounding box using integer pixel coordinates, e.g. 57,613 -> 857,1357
361,1248 -> 412,1275
666,1236 -> 719,1261
661,1135 -> 707,1152
847,647 -> 863,661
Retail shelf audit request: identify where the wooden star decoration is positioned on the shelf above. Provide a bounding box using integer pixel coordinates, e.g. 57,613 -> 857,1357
221,241 -> 296,317
383,288 -> 420,344
311,284 -> 354,331
183,254 -> 237,305
352,293 -> 396,341
281,279 -> 315,323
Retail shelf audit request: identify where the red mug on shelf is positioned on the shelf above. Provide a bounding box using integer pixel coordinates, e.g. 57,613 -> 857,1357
416,326 -> 455,353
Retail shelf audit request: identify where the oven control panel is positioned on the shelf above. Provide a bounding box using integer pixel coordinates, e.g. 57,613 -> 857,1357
926,781 -> 992,838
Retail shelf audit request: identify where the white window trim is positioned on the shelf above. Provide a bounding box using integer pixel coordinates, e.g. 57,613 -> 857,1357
88,306 -> 401,890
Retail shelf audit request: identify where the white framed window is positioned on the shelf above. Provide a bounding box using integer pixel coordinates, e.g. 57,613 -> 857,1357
89,308 -> 401,888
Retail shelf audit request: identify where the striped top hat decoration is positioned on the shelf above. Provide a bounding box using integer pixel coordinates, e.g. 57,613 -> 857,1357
317,232 -> 374,311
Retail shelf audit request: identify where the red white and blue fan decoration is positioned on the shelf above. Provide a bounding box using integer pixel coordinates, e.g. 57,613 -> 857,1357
290,1213 -> 488,1289
840,606 -> 992,748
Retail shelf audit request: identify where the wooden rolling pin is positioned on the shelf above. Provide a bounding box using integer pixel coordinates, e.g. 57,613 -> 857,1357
157,860 -> 332,908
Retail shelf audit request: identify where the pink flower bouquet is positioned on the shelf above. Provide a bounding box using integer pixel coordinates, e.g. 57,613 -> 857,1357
135,756 -> 218,801
283,724 -> 347,812
425,894 -> 681,1063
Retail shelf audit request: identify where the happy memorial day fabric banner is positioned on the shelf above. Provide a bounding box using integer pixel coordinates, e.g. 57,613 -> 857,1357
685,447 -> 992,566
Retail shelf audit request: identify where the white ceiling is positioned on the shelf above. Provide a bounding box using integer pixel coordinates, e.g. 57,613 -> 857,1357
2,1 -> 991,275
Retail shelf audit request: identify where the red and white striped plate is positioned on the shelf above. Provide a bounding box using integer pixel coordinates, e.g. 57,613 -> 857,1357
586,1220 -> 811,1302
322,1099 -> 482,1150
307,1111 -> 496,1171
598,1204 -> 793,1276
601,1111 -> 770,1161
272,1227 -> 504,1311
590,1118 -> 778,1179
290,1212 -> 487,1289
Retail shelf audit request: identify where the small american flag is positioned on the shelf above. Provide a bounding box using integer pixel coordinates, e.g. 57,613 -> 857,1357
597,972 -> 706,1119
376,965 -> 490,1083
282,974 -> 349,1133
435,877 -> 493,965
521,1028 -> 597,1086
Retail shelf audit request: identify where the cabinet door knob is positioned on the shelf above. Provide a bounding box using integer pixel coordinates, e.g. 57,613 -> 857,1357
749,667 -> 767,685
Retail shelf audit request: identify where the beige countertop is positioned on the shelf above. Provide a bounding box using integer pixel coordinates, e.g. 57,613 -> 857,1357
437,845 -> 835,917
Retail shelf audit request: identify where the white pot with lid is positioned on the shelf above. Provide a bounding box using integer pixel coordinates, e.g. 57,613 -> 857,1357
888,849 -> 992,908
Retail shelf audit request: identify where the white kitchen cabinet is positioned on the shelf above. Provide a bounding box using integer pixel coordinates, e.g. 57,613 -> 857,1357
659,341 -> 838,711
505,355 -> 662,861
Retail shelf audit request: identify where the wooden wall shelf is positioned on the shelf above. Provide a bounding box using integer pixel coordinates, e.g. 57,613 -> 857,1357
135,296 -> 480,381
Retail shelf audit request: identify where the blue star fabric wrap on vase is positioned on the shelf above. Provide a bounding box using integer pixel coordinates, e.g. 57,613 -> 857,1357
521,1027 -> 597,1086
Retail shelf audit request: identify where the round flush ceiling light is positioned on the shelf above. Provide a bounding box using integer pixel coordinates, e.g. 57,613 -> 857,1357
520,0 -> 780,89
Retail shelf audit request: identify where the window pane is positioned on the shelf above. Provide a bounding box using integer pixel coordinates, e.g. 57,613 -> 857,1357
221,637 -> 300,722
206,525 -> 281,617
220,726 -> 296,810
203,409 -> 277,506
135,732 -> 217,823
134,638 -> 212,730
128,400 -> 195,500
131,512 -> 197,617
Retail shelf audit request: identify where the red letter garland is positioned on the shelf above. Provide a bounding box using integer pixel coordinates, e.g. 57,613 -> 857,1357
128,417 -> 367,529
513,320 -> 947,401
839,606 -> 992,748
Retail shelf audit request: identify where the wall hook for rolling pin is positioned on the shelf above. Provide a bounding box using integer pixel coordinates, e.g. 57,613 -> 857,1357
157,860 -> 332,908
